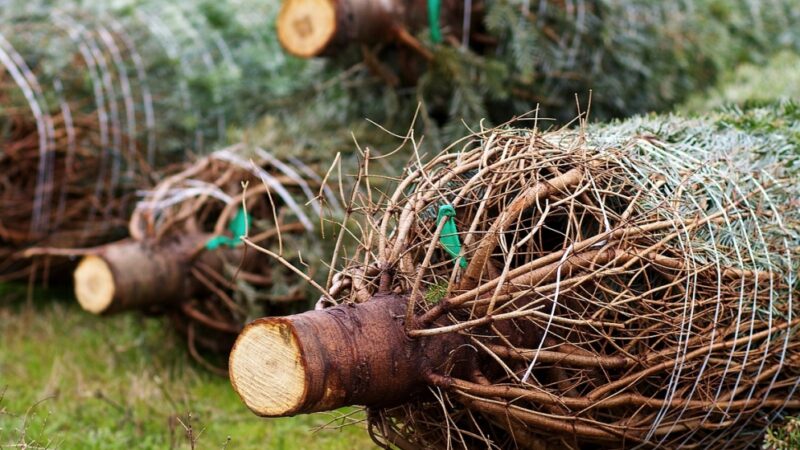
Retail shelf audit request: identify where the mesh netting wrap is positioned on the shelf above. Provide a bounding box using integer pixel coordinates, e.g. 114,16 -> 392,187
0,0 -> 312,280
234,105 -> 800,449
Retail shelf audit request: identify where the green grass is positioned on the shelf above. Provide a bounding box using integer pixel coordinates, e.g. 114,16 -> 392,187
0,286 -> 374,449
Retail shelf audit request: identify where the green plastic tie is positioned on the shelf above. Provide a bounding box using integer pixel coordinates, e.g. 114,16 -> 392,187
428,0 -> 443,44
437,204 -> 467,268
205,207 -> 250,250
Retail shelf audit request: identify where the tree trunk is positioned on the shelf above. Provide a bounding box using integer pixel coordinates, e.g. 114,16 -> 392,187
229,293 -> 466,416
73,234 -> 237,315
277,0 -> 463,58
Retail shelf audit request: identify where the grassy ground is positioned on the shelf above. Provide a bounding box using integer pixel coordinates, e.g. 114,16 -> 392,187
0,284 -> 374,449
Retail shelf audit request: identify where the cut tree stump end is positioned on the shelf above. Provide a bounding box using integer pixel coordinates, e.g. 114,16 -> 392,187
74,255 -> 116,315
277,0 -> 337,58
229,320 -> 307,416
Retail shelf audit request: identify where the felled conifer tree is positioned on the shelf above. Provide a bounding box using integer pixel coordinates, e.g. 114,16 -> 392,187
275,0 -> 800,132
230,102 -> 800,449
71,142 -> 341,373
0,0 -> 315,281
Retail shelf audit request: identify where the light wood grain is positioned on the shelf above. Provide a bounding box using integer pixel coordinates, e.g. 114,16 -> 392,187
74,255 -> 116,314
277,0 -> 337,57
229,322 -> 307,416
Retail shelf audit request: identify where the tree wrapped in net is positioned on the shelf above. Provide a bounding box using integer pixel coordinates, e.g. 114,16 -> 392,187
72,143 -> 340,374
275,0 -> 800,128
0,0 -> 314,281
229,103 -> 800,448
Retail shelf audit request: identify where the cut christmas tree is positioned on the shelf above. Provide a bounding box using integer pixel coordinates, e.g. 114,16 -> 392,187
72,142 -> 341,373
275,0 -> 800,131
0,0 -> 315,281
230,103 -> 800,448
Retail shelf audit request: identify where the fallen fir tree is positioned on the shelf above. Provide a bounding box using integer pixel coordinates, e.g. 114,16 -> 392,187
0,0 -> 314,281
229,103 -> 800,449
68,100 -> 415,372
274,0 -> 800,130
72,144 -> 341,374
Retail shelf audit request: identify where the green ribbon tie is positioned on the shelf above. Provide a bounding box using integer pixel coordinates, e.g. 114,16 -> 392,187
428,0 -> 443,44
437,204 -> 467,268
205,207 -> 250,250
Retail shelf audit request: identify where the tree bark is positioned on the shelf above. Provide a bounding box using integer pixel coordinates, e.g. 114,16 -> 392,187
277,0 -> 463,58
73,234 -> 238,315
229,293 -> 466,416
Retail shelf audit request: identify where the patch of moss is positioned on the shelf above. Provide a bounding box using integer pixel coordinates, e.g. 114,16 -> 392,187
424,281 -> 449,304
